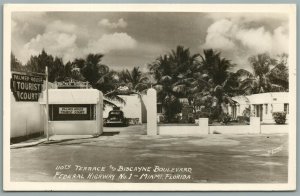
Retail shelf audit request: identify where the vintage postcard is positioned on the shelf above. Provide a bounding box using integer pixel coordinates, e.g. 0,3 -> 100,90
3,4 -> 296,191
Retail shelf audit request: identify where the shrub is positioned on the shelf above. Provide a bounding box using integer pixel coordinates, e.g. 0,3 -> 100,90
163,98 -> 182,123
272,112 -> 287,124
213,130 -> 221,134
157,114 -> 166,123
242,108 -> 250,118
220,113 -> 232,124
195,110 -> 213,124
195,111 -> 210,118
237,116 -> 250,123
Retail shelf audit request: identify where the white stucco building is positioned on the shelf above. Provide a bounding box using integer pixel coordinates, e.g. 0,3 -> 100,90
228,92 -> 289,123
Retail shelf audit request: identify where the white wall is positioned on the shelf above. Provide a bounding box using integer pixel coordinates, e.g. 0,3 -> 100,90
40,89 -> 103,136
238,104 -> 249,116
260,124 -> 288,133
104,94 -> 143,123
49,121 -> 98,135
11,94 -> 44,138
11,89 -> 103,138
273,103 -> 284,112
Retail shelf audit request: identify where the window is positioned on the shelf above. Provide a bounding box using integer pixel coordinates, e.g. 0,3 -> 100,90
284,103 -> 289,114
265,104 -> 268,114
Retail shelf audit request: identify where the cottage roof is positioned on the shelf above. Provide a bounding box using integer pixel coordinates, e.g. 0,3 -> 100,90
231,92 -> 289,105
231,96 -> 250,105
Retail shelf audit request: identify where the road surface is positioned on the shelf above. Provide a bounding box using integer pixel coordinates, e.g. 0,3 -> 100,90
11,125 -> 288,183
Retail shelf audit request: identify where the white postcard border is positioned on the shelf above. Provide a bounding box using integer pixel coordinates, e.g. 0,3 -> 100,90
3,4 -> 297,191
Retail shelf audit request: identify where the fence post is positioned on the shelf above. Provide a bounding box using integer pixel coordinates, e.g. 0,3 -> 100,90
97,91 -> 104,136
250,117 -> 261,134
147,88 -> 157,135
199,118 -> 209,134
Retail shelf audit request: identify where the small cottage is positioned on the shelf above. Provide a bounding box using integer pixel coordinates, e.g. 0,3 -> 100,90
228,92 -> 289,123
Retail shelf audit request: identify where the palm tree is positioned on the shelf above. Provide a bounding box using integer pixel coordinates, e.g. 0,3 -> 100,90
268,53 -> 289,91
194,49 -> 236,121
149,47 -> 241,123
148,54 -> 180,122
200,49 -> 234,85
118,66 -> 149,93
238,53 -> 284,94
78,53 -> 125,106
148,46 -> 201,122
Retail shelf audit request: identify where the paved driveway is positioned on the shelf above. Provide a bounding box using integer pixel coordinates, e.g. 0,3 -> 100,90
11,125 -> 288,183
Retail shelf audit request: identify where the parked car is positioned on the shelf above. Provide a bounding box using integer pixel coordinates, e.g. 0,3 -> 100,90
104,107 -> 129,127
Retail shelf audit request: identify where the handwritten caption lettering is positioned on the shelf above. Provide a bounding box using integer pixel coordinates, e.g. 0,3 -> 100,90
53,164 -> 193,182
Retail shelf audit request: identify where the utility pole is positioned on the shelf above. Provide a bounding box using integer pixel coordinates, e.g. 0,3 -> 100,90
45,66 -> 49,141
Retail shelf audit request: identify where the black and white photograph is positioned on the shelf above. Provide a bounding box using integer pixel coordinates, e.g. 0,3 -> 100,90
3,4 -> 296,191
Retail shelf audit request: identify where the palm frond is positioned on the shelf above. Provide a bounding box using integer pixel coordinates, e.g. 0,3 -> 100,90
103,99 -> 117,107
153,84 -> 163,92
160,75 -> 172,82
104,91 -> 126,105
236,69 -> 253,78
172,84 -> 187,93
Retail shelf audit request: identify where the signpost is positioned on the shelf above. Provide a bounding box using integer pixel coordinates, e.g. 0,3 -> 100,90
45,66 -> 49,141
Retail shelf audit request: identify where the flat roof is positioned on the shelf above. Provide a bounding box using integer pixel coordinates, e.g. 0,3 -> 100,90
39,89 -> 101,104
232,92 -> 289,105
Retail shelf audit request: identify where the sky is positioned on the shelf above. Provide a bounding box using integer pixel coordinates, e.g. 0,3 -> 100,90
11,12 -> 289,72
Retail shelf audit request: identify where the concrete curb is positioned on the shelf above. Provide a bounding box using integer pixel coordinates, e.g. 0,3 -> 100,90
10,139 -> 48,149
10,134 -> 101,149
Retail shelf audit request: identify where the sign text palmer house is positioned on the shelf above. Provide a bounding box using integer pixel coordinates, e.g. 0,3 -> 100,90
11,73 -> 44,101
58,107 -> 87,115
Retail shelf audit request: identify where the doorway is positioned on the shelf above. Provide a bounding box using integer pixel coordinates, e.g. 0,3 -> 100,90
255,104 -> 263,121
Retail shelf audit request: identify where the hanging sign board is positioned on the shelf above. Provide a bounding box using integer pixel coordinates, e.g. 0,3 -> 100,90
11,73 -> 44,101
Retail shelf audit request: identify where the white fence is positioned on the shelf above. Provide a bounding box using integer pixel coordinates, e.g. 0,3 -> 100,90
158,117 -> 263,135
158,125 -> 207,135
158,118 -> 208,135
157,119 -> 288,135
145,89 -> 288,136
